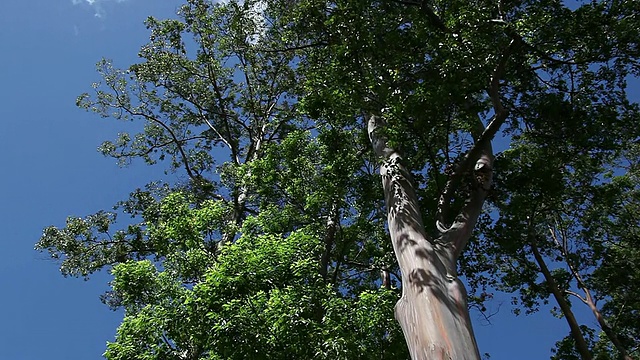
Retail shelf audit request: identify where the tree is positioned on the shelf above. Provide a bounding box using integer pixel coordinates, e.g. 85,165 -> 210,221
39,1 -> 409,358
476,135 -> 640,360
284,0 -> 640,358
37,0 -> 640,359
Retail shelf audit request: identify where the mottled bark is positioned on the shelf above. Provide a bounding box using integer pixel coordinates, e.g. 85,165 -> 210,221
368,115 -> 481,360
365,37 -> 515,359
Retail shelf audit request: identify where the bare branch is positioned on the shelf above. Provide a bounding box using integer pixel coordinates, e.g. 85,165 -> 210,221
191,24 -> 243,165
158,76 -> 236,154
111,135 -> 207,159
565,289 -> 588,304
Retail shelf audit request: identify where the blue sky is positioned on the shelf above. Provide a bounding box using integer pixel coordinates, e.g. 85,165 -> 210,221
0,1 -> 606,359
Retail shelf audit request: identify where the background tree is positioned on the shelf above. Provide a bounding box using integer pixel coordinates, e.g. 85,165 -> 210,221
476,135 -> 640,360
39,1 -> 408,358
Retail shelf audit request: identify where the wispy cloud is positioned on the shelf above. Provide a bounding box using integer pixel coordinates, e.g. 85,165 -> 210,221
71,0 -> 128,18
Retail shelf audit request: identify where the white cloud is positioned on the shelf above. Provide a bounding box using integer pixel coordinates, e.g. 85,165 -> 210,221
71,0 -> 129,18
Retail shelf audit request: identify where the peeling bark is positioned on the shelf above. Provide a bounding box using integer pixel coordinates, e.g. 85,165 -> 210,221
368,115 -> 481,360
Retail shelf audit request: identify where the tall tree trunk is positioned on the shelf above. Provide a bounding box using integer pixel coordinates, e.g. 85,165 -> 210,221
530,240 -> 593,360
549,226 -> 634,360
578,276 -> 634,359
584,293 -> 633,360
369,115 -> 481,360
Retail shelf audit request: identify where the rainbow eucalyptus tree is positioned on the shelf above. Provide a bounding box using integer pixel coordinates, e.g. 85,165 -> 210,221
37,0 -> 640,359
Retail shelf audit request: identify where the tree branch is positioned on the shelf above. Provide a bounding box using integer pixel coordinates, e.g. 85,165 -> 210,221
489,19 -> 593,66
565,289 -> 588,304
123,108 -> 198,180
264,42 -> 328,53
436,39 -> 517,232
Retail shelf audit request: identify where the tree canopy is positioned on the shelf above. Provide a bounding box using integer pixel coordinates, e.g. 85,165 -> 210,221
37,0 -> 640,359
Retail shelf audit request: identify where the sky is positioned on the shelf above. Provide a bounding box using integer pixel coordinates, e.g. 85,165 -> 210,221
0,1 -> 612,359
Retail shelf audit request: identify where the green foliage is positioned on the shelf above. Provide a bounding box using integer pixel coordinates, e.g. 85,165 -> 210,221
102,216 -> 406,360
552,326 -> 598,360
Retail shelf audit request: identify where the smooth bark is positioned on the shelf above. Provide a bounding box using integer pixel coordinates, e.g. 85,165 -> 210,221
369,115 -> 481,360
365,36 -> 514,360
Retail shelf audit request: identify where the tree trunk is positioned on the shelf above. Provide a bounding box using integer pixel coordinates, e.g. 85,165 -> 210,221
530,240 -> 593,360
552,227 -> 635,360
369,115 -> 481,360
584,294 -> 633,360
